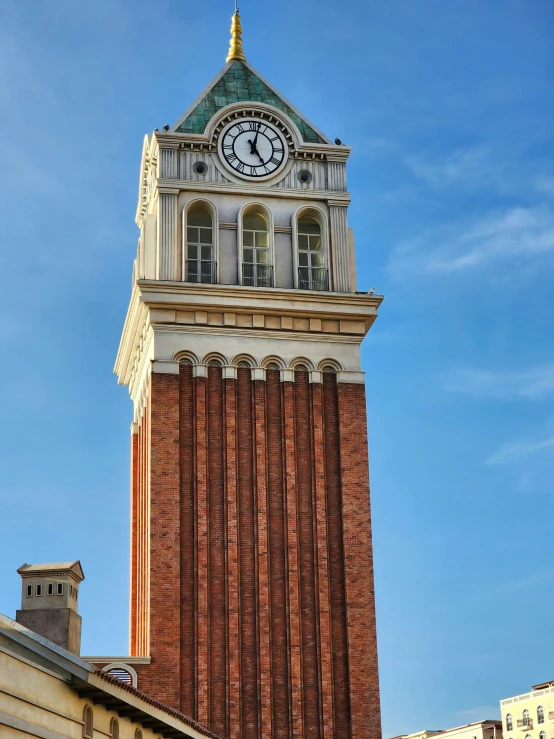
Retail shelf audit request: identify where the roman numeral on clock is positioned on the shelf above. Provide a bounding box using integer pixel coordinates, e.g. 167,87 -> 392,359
269,156 -> 280,166
235,123 -> 245,132
236,161 -> 245,173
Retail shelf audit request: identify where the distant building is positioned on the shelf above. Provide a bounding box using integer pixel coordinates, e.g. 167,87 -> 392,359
392,721 -> 503,739
501,682 -> 554,739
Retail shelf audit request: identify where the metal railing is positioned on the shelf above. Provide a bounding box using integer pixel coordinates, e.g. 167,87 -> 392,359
517,720 -> 533,730
242,263 -> 274,288
185,260 -> 217,284
298,266 -> 329,291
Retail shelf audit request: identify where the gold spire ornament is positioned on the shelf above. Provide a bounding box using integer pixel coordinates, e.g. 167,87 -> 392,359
226,6 -> 246,62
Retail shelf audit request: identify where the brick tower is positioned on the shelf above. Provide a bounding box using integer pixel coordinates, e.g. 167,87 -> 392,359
114,10 -> 383,739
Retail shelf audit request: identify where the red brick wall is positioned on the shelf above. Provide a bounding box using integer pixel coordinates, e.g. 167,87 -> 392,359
131,367 -> 381,739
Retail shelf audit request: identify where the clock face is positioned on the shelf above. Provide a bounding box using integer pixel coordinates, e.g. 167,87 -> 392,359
219,118 -> 288,179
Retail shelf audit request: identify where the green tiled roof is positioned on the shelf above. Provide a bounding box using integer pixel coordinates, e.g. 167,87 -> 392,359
175,61 -> 325,144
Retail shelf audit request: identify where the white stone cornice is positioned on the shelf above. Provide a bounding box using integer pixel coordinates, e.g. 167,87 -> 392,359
156,177 -> 351,204
115,279 -> 383,390
193,364 -> 208,378
309,370 -> 323,384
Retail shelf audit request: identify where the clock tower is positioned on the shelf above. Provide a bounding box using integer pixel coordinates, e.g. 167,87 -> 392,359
114,10 -> 382,739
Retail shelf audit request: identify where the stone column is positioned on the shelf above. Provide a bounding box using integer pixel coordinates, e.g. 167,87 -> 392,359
329,200 -> 351,293
157,188 -> 179,281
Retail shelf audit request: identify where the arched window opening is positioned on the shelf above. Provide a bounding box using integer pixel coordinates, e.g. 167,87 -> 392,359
242,208 -> 273,287
522,710 -> 530,728
110,717 -> 119,739
186,206 -> 215,284
135,731 -> 144,739
539,731 -> 546,739
106,667 -> 133,685
538,706 -> 545,724
506,714 -> 513,731
297,215 -> 328,291
82,705 -> 93,739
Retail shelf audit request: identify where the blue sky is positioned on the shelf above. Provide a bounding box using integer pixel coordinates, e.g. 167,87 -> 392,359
0,0 -> 552,735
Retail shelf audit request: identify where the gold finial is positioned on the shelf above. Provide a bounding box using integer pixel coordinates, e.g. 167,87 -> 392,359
226,5 -> 246,62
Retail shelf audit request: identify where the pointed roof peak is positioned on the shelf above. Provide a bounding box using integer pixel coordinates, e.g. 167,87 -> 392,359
226,6 -> 246,63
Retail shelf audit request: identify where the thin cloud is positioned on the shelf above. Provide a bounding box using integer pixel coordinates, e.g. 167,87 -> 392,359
454,705 -> 501,722
442,365 -> 554,400
388,205 -> 554,278
485,436 -> 554,466
406,146 -> 497,189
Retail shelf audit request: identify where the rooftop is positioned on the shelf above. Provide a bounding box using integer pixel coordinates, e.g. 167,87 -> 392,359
17,561 -> 85,581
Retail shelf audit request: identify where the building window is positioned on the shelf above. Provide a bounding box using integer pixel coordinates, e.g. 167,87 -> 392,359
47,583 -> 54,595
186,206 -> 216,283
82,705 -> 93,738
110,717 -> 119,739
297,214 -> 328,291
242,207 -> 273,287
506,714 -> 513,731
107,668 -> 133,685
134,730 -> 143,739
538,706 -> 545,724
57,583 -> 63,595
26,584 -> 32,597
539,732 -> 546,739
523,710 -> 530,727
36,584 -> 42,597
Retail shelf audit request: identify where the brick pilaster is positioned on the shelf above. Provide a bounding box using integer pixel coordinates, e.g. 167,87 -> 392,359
148,372 -> 181,707
237,368 -> 258,737
253,377 -> 272,739
194,373 -> 209,724
179,364 -> 196,716
337,382 -> 381,739
310,380 -> 334,739
224,374 -> 241,738
282,379 -> 303,737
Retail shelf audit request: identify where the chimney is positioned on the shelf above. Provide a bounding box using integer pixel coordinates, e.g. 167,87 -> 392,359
15,561 -> 84,655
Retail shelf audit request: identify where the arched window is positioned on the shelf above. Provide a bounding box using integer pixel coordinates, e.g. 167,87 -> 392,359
506,714 -> 513,731
523,709 -> 530,727
82,705 -> 93,739
538,706 -> 545,724
135,731 -> 143,739
539,731 -> 546,739
110,717 -> 119,739
297,214 -> 328,291
242,207 -> 273,287
186,205 -> 215,283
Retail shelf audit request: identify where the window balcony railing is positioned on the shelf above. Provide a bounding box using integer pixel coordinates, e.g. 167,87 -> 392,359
242,263 -> 274,288
298,267 -> 329,291
185,260 -> 217,284
517,720 -> 533,730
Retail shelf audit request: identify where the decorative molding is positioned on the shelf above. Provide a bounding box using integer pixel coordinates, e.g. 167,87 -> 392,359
193,364 -> 208,378
309,370 -> 323,384
280,369 -> 295,383
222,365 -> 238,380
251,367 -> 266,381
151,360 -> 180,374
83,656 -> 152,665
337,370 -> 365,384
